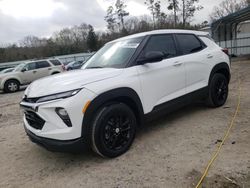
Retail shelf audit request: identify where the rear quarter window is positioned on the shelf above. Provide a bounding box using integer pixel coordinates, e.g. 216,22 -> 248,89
176,34 -> 206,55
37,61 -> 51,69
199,36 -> 219,48
50,60 -> 62,66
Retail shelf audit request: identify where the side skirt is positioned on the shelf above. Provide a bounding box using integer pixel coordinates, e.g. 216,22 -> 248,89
144,87 -> 208,122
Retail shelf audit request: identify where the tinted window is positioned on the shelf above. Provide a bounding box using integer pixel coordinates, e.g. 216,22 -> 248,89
50,60 -> 62,66
24,62 -> 36,71
176,34 -> 204,55
142,35 -> 177,58
37,61 -> 50,69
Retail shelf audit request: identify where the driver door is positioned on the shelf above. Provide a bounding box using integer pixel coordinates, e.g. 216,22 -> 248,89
19,62 -> 38,84
136,34 -> 186,113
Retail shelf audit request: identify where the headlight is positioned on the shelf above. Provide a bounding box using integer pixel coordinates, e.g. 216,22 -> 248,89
36,89 -> 81,103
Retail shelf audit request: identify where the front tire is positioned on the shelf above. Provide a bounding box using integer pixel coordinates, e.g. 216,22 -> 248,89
4,80 -> 20,93
91,103 -> 137,158
206,73 -> 228,107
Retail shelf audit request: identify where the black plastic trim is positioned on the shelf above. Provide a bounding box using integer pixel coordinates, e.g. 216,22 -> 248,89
81,87 -> 144,142
174,33 -> 208,55
209,63 -> 231,83
145,87 -> 208,121
25,126 -> 87,153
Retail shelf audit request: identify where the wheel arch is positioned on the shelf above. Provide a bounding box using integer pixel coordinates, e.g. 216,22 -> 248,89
3,78 -> 21,92
81,87 -> 144,139
209,62 -> 230,84
4,77 -> 21,86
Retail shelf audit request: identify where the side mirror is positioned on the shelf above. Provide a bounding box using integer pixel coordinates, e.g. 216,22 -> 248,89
137,51 -> 165,64
21,68 -> 28,72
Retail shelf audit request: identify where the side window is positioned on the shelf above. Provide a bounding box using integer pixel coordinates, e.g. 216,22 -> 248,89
37,61 -> 50,69
50,60 -> 61,66
24,62 -> 36,71
143,35 -> 177,58
176,34 -> 204,55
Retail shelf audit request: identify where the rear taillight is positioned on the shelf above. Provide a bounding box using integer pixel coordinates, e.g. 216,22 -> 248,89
222,48 -> 229,56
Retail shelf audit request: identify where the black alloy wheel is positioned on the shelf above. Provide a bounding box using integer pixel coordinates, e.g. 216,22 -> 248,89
91,103 -> 136,158
207,73 -> 229,107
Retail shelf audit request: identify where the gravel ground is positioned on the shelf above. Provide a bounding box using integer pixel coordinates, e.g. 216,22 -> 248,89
0,60 -> 249,188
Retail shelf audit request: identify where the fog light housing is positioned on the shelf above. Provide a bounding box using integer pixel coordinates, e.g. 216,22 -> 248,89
55,108 -> 72,127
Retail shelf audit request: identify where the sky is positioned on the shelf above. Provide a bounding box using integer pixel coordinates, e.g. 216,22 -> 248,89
0,0 -> 224,44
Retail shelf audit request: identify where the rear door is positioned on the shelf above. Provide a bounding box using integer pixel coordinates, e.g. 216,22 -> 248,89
50,59 -> 63,71
136,34 -> 186,113
175,34 -> 210,93
35,61 -> 51,79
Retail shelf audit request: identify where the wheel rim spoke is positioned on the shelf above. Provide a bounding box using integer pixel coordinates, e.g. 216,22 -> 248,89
215,79 -> 227,101
103,113 -> 133,151
8,83 -> 17,91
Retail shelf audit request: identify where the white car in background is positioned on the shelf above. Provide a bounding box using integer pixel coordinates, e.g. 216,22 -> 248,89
20,30 -> 230,158
0,68 -> 14,74
0,59 -> 65,93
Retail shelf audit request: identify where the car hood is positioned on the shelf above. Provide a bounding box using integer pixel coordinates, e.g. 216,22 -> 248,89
26,68 -> 123,98
0,71 -> 18,77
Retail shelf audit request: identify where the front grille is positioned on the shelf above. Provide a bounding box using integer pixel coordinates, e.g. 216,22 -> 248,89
23,97 -> 39,103
25,110 -> 45,130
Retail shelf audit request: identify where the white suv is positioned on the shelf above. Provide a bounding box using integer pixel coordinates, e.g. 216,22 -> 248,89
0,59 -> 64,93
20,30 -> 230,158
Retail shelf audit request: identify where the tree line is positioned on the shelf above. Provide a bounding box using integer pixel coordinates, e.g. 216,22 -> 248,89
0,0 -> 249,63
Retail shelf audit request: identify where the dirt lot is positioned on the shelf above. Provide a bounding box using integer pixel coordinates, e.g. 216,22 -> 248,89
0,60 -> 249,188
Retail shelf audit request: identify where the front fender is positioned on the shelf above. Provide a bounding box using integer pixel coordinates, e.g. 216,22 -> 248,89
81,87 -> 144,140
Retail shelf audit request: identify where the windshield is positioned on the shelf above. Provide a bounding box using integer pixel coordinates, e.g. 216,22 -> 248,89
14,63 -> 25,72
83,37 -> 144,69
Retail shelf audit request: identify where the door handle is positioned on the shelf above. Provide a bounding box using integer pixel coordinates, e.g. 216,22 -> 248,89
48,68 -> 52,70
33,70 -> 37,73
173,61 -> 183,67
207,54 -> 213,59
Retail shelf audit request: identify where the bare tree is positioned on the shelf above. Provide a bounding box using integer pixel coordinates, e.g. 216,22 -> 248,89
167,0 -> 179,27
180,0 -> 203,27
210,0 -> 249,22
115,0 -> 129,31
104,6 -> 117,32
19,36 -> 44,48
144,0 -> 164,28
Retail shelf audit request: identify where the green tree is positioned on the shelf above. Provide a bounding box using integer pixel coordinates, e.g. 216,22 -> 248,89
87,25 -> 98,52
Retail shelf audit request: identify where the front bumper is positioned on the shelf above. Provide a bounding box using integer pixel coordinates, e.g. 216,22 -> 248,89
24,126 -> 88,153
20,88 -> 97,153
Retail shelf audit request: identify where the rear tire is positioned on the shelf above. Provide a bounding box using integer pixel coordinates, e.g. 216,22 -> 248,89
91,103 -> 137,158
206,73 -> 228,107
4,80 -> 20,93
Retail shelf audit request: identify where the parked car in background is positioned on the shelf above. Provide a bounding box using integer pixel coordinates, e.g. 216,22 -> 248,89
0,59 -> 64,93
62,61 -> 71,66
65,60 -> 86,71
0,68 -> 14,74
20,30 -> 230,158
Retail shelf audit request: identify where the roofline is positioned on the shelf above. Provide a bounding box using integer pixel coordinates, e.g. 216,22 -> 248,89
109,29 -> 209,43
